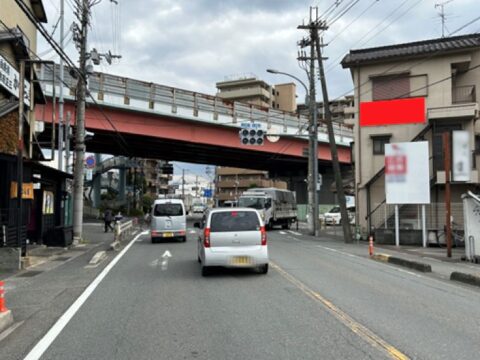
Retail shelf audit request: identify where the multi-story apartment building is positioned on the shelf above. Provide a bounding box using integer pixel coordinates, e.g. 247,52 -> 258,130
216,74 -> 297,112
136,159 -> 171,196
342,33 -> 480,243
215,167 -> 287,205
297,95 -> 355,124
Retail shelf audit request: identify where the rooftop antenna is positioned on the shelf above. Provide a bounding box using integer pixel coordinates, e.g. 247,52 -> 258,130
435,0 -> 454,37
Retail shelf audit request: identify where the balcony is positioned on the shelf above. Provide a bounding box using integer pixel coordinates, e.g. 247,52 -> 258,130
453,85 -> 476,104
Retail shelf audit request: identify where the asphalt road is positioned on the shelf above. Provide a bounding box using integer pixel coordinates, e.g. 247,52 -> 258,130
23,219 -> 480,360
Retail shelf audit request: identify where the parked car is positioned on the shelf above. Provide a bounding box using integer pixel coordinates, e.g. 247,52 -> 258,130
151,199 -> 187,243
192,203 -> 207,214
322,206 -> 355,225
194,208 -> 268,276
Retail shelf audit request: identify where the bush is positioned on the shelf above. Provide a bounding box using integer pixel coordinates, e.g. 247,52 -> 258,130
128,208 -> 144,217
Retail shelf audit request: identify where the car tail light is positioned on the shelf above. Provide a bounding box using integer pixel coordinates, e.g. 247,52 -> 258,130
204,227 -> 211,248
260,226 -> 267,246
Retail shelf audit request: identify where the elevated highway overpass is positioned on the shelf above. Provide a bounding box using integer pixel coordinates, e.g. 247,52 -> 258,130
36,65 -> 353,176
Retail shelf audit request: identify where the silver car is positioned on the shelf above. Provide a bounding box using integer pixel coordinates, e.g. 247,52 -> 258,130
195,208 -> 268,276
151,199 -> 187,243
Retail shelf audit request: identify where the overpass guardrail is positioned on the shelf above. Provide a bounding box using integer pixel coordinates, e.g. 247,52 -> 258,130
37,64 -> 353,145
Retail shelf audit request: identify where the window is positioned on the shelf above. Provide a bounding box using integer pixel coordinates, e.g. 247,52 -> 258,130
372,136 -> 390,155
210,211 -> 260,232
154,204 -> 184,216
372,75 -> 410,101
475,135 -> 480,154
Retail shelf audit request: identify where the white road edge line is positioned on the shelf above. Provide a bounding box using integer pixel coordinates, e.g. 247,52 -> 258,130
23,230 -> 149,360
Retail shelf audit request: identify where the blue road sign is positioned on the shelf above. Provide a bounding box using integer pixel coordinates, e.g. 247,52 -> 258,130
85,156 -> 96,169
203,189 -> 212,198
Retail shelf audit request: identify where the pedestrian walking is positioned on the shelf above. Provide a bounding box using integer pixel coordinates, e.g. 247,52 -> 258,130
104,208 -> 114,232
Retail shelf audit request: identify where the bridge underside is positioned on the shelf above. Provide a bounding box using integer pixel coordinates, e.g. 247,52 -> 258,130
41,124 -> 337,176
37,100 -> 350,176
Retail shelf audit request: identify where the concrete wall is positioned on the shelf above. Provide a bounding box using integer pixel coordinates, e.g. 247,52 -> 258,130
0,247 -> 21,272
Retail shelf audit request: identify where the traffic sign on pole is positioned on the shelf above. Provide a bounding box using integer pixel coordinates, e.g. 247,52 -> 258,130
85,155 -> 96,169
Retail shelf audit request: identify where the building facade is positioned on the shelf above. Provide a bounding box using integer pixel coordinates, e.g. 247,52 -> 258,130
216,74 -> 297,112
215,167 -> 287,205
342,33 -> 480,243
1,1 -> 74,269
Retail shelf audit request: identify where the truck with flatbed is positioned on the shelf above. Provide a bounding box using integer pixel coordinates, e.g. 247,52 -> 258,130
238,188 -> 297,229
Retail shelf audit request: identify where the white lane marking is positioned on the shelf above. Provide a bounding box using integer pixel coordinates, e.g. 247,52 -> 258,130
318,246 -> 357,258
23,230 -> 149,360
161,250 -> 172,271
287,230 -> 302,236
189,230 -> 197,234
279,231 -> 287,235
395,267 -> 423,278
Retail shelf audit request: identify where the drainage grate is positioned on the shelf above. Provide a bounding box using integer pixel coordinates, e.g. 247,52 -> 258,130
17,270 -> 43,278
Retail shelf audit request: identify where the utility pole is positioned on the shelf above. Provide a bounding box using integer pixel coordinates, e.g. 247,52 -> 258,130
299,8 -> 352,242
72,0 -> 88,244
72,0 -> 120,243
443,132 -> 452,257
298,7 -> 319,237
57,0 -> 65,171
195,175 -> 199,198
17,61 -> 25,254
181,169 -> 185,201
65,111 -> 71,173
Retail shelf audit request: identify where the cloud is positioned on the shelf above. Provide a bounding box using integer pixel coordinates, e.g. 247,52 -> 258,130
36,0 -> 479,101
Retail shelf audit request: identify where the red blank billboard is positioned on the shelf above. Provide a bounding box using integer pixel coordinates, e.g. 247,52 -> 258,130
360,97 -> 425,127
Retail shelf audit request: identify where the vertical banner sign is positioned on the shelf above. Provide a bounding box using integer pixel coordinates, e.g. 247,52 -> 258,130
385,142 -> 430,204
452,130 -> 471,182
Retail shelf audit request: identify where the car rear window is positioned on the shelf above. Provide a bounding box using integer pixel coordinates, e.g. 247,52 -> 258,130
210,211 -> 260,232
154,204 -> 184,216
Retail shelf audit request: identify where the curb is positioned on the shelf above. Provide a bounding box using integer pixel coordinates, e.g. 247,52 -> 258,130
371,253 -> 432,273
88,251 -> 107,265
450,272 -> 480,287
0,310 -> 13,334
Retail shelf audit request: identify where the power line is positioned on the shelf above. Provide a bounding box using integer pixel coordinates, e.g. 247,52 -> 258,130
325,0 -> 416,73
327,0 -> 382,45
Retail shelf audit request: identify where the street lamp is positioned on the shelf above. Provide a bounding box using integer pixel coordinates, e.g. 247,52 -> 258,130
266,68 -> 319,236
266,69 -> 309,106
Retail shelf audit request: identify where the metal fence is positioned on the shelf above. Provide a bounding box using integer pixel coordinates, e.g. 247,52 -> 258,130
370,202 -> 464,231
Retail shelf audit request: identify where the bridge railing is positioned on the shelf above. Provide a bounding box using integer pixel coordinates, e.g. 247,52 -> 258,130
38,64 -> 353,145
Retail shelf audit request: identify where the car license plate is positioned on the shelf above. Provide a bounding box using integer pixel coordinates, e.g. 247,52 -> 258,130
163,232 -> 174,238
231,256 -> 252,266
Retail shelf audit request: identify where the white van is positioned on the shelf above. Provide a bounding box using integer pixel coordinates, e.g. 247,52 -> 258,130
151,199 -> 187,243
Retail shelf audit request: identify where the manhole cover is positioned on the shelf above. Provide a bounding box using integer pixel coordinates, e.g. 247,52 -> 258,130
54,256 -> 71,261
17,270 -> 43,278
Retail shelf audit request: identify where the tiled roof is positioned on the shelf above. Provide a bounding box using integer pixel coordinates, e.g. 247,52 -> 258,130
341,33 -> 480,68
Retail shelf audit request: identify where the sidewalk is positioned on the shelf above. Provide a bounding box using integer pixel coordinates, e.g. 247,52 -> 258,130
0,221 -> 141,359
296,221 -> 480,288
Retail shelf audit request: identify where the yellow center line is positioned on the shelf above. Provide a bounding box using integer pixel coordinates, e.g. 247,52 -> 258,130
270,262 -> 410,360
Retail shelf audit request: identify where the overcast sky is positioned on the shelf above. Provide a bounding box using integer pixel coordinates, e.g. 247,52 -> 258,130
36,0 -> 480,174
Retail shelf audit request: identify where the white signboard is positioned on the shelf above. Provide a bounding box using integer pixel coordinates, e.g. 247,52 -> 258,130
0,54 -> 31,106
452,130 -> 471,182
463,195 -> 480,260
385,141 -> 430,204
85,169 -> 93,181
